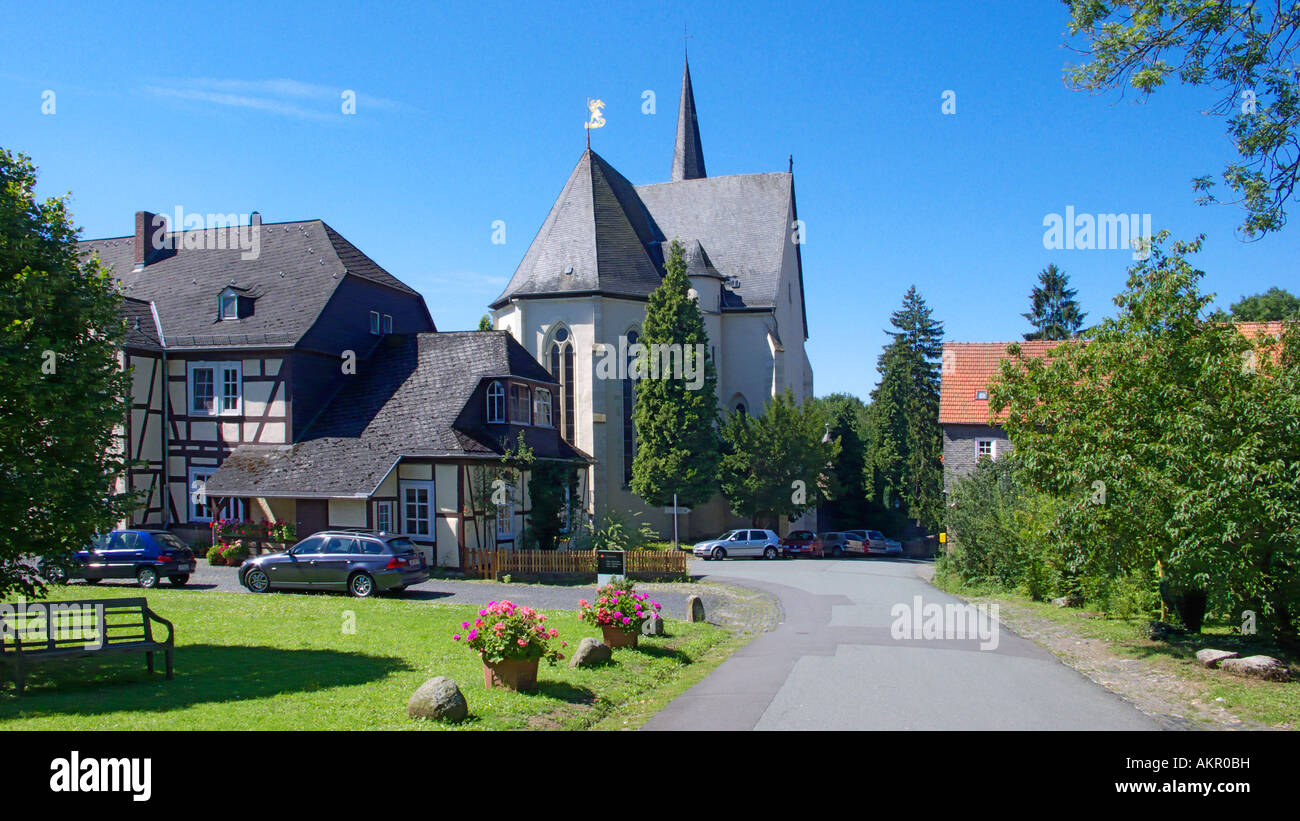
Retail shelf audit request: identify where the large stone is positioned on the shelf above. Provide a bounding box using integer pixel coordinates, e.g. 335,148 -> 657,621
687,594 -> 706,623
1195,648 -> 1238,669
641,614 -> 665,636
407,676 -> 468,723
568,637 -> 613,668
1219,655 -> 1291,682
1052,595 -> 1083,608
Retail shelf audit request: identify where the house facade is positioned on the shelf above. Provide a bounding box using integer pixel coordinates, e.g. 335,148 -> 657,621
86,212 -> 586,567
489,57 -> 814,540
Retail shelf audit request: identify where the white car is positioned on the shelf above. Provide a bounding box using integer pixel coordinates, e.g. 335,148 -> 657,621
692,529 -> 782,560
843,529 -> 903,557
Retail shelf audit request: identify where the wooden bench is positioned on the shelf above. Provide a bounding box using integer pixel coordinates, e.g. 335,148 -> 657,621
0,597 -> 174,696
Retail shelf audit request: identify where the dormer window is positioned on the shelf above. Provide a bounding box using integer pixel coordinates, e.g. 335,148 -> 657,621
383,314 -> 393,334
219,288 -> 239,321
369,311 -> 380,335
486,381 -> 505,423
509,383 -> 532,425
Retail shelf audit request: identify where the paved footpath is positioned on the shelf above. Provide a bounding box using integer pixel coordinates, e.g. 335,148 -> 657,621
642,558 -> 1162,731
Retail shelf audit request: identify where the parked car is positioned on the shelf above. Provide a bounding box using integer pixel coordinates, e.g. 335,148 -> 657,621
779,530 -> 823,558
38,529 -> 197,588
239,530 -> 428,597
692,529 -> 782,560
843,529 -> 903,557
818,532 -> 850,557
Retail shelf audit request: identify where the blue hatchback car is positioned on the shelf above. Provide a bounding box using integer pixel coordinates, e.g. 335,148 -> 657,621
39,529 -> 198,588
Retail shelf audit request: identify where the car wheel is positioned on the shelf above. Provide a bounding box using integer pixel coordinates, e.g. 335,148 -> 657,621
168,574 -> 190,586
348,572 -> 376,598
244,568 -> 271,593
136,567 -> 159,589
712,547 -> 726,561
832,546 -> 843,558
763,546 -> 778,560
40,563 -> 68,585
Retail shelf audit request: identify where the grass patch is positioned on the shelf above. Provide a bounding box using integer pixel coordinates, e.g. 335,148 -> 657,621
934,576 -> 1299,729
0,586 -> 734,730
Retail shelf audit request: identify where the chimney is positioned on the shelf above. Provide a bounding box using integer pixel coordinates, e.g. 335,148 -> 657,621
250,211 -> 262,227
133,210 -> 169,270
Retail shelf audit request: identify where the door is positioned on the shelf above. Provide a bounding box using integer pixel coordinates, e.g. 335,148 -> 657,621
271,535 -> 325,587
296,499 -> 329,539
305,535 -> 360,587
100,531 -> 144,578
738,530 -> 762,557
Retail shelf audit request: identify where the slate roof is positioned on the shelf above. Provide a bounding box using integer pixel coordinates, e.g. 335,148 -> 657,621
491,151 -> 795,311
672,56 -> 707,181
79,219 -> 427,350
206,331 -> 589,498
939,340 -> 1063,426
120,297 -> 163,352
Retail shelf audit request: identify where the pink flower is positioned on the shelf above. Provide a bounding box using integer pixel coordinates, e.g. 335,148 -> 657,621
468,629 -> 478,640
579,599 -> 589,608
461,621 -> 471,629
452,634 -> 461,641
517,638 -> 527,646
548,628 -> 559,638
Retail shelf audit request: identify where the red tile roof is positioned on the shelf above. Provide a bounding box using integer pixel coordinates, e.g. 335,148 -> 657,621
939,340 -> 1066,425
940,321 -> 1294,426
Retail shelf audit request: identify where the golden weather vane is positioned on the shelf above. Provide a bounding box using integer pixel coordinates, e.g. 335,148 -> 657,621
584,97 -> 606,148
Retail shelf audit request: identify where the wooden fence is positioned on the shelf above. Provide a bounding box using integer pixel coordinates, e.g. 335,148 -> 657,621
461,548 -> 687,580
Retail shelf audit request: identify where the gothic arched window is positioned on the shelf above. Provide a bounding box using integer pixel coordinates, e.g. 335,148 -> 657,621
547,326 -> 575,442
486,381 -> 506,423
622,329 -> 639,485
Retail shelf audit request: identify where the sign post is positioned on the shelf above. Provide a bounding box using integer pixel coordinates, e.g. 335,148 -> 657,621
662,496 -> 692,551
596,549 -> 625,588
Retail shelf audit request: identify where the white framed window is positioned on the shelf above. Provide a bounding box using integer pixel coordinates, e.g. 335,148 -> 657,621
189,361 -> 241,416
401,481 -> 434,536
374,500 -> 394,533
188,467 -> 214,522
486,380 -> 505,423
496,480 -> 515,540
977,439 -> 996,458
383,314 -> 393,334
975,390 -> 989,401
369,311 -> 380,335
219,288 -> 239,320
534,388 -> 552,427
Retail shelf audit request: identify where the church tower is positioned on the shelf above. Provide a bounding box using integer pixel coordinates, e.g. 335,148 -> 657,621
490,55 -> 813,540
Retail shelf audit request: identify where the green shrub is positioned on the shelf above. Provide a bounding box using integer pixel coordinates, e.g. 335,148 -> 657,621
205,544 -> 225,565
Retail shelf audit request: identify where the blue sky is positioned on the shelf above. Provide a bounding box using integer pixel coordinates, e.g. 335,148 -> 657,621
4,0 -> 1297,398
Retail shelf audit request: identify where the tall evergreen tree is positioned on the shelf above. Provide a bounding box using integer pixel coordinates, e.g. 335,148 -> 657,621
629,239 -> 721,507
1022,264 -> 1086,340
866,287 -> 944,532
0,149 -> 134,597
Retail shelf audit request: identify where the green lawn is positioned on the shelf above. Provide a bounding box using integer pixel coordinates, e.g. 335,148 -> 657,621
0,587 -> 738,730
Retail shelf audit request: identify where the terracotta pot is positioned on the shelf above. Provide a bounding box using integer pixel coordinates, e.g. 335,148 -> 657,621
602,625 -> 638,649
482,658 -> 539,691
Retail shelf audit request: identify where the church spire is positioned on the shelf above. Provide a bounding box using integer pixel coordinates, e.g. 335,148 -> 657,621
671,55 -> 706,181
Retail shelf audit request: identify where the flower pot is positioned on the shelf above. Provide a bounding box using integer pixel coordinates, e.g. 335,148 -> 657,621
601,625 -> 638,649
482,658 -> 539,691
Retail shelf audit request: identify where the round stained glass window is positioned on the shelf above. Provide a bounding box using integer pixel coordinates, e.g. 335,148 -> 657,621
554,327 -> 569,343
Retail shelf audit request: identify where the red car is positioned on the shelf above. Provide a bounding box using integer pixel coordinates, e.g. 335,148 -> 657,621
779,530 -> 823,558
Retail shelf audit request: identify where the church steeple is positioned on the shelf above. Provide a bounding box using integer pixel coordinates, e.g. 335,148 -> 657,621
671,56 -> 706,181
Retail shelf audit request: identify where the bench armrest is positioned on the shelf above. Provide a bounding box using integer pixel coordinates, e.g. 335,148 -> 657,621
145,608 -> 175,647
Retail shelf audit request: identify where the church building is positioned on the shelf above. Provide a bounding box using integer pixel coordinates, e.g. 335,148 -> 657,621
489,57 -> 814,540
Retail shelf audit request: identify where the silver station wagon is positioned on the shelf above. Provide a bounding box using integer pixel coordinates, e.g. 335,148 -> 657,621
239,530 -> 428,598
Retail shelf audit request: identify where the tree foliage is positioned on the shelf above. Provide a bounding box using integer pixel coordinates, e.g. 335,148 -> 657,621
991,233 -> 1300,638
813,393 -> 871,529
719,389 -> 839,528
865,286 -> 944,532
1230,286 -> 1300,321
1022,263 -> 1087,340
0,149 -> 134,598
629,239 -> 721,508
1064,1 -> 1300,238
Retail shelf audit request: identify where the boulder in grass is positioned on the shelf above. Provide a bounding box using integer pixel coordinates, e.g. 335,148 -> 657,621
568,637 -> 613,668
687,594 -> 706,623
1052,595 -> 1083,608
407,676 -> 468,723
1219,655 -> 1291,682
641,614 -> 665,636
1195,649 -> 1238,669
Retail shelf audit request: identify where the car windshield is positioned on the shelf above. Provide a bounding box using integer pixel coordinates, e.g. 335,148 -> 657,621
153,533 -> 190,551
387,538 -> 418,554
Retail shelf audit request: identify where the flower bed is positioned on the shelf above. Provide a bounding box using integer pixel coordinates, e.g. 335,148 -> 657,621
579,580 -> 662,642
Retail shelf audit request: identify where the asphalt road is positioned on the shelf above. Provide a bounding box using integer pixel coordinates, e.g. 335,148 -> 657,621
642,556 -> 1161,731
